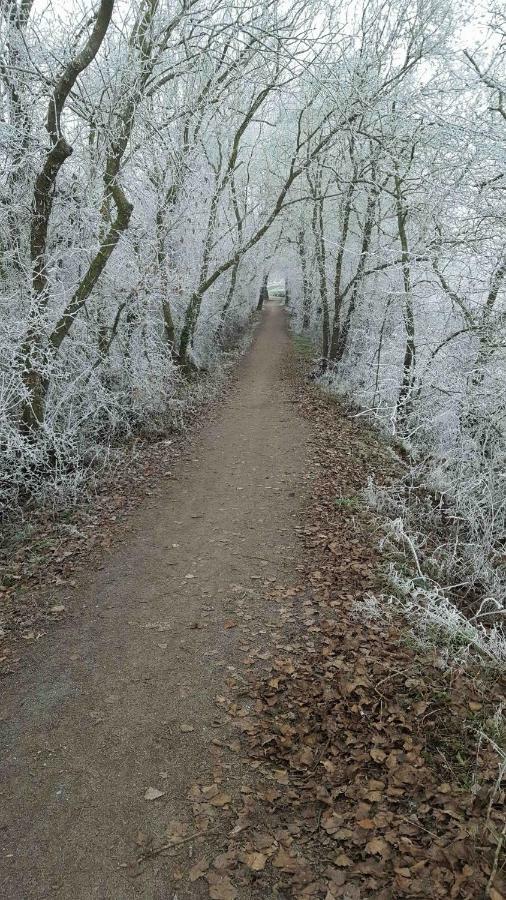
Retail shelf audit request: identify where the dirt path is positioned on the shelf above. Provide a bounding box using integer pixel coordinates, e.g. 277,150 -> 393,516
0,303 -> 309,900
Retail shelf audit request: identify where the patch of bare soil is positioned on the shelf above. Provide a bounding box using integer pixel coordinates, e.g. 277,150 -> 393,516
165,365 -> 505,898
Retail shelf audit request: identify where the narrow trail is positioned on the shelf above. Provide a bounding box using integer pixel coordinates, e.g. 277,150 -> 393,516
0,303 -> 309,899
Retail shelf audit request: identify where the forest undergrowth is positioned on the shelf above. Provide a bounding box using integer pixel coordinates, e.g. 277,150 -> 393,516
157,346 -> 506,900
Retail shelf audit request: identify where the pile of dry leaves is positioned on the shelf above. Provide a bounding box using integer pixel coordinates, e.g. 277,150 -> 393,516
171,376 -> 505,899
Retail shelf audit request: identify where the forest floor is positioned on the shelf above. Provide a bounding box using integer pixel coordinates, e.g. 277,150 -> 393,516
1,302 -> 504,900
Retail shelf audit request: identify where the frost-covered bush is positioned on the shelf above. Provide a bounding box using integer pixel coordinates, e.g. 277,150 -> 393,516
387,565 -> 506,670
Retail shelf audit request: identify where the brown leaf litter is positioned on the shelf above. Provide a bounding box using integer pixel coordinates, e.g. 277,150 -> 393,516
164,359 -> 505,899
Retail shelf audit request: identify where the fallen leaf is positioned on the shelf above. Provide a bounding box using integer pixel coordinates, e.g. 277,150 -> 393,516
365,838 -> 390,858
189,858 -> 209,882
209,792 -> 232,807
370,748 -> 386,763
206,871 -> 237,900
322,812 -> 343,835
202,784 -> 219,799
272,848 -> 299,871
244,851 -> 267,871
357,818 -> 375,830
144,787 -> 165,801
273,769 -> 289,785
438,783 -> 452,794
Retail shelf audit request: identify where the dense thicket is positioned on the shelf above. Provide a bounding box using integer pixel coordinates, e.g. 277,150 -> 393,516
1,0 -> 317,506
278,0 -> 505,655
1,0 -> 505,644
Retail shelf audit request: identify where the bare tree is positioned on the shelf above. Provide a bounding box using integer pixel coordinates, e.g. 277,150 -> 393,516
21,0 -> 114,431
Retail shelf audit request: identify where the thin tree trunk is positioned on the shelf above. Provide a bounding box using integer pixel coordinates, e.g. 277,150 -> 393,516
222,259 -> 240,317
257,273 -> 269,310
297,229 -> 311,328
307,164 -> 330,364
155,201 -> 177,348
394,171 -> 416,424
50,183 -> 133,351
372,294 -> 394,408
333,191 -> 377,363
315,198 -> 330,363
3,1 -> 35,271
471,255 -> 506,386
330,158 -> 378,363
329,148 -> 357,359
216,172 -> 244,339
177,171 -> 223,368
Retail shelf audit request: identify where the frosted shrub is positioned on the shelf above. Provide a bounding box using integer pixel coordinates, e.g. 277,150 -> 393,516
349,593 -> 386,623
385,576 -> 506,669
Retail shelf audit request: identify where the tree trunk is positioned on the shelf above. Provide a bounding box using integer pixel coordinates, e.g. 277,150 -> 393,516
284,276 -> 290,306
315,198 -> 330,363
394,172 -> 416,425
20,0 -> 114,432
330,157 -> 378,363
297,229 -> 311,329
329,177 -> 356,359
177,291 -> 201,373
257,273 -> 269,310
156,201 -> 177,348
